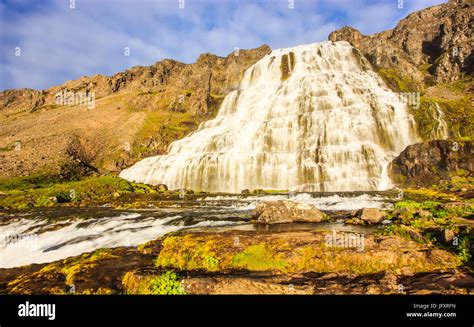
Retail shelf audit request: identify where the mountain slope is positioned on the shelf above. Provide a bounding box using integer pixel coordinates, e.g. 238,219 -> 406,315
0,46 -> 271,178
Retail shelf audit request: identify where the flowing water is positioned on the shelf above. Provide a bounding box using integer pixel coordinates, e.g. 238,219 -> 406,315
120,41 -> 418,192
0,192 -> 394,268
1,42 -> 425,269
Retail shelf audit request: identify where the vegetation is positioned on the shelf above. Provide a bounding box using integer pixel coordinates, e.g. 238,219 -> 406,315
231,243 -> 288,271
147,271 -> 186,295
377,68 -> 420,92
457,234 -> 472,264
0,174 -> 164,209
155,231 -> 461,275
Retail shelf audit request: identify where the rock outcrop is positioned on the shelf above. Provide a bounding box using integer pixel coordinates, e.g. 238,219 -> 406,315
353,208 -> 386,225
390,140 -> 473,187
252,200 -> 326,224
329,0 -> 473,85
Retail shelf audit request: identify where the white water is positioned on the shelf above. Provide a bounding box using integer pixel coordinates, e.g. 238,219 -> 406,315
120,41 -> 417,192
201,193 -> 392,211
0,193 -> 394,268
429,102 -> 449,140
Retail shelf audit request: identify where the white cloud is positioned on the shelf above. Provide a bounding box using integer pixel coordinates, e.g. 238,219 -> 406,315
0,0 -> 448,90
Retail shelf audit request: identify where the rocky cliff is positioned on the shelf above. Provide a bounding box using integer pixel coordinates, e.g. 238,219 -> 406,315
0,45 -> 271,178
329,0 -> 473,142
391,140 -> 473,188
329,0 -> 473,86
329,0 -> 473,191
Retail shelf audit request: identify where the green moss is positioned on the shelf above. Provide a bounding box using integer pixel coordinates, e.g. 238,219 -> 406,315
457,234 -> 472,264
445,75 -> 473,93
378,68 -> 420,92
418,63 -> 433,74
0,175 -> 161,209
61,249 -> 118,285
402,188 -> 459,202
0,172 -> 61,191
122,271 -> 186,295
231,243 -> 288,271
394,200 -> 441,211
155,235 -> 227,272
147,271 -> 186,295
413,96 -> 473,140
209,93 -> 225,99
154,232 -> 460,275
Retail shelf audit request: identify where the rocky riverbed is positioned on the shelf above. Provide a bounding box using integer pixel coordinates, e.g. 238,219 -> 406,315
1,189 -> 472,295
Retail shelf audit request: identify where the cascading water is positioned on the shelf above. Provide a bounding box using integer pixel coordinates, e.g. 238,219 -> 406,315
120,41 -> 418,192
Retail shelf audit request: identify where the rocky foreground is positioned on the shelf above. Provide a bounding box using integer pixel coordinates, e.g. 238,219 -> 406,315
1,197 -> 472,295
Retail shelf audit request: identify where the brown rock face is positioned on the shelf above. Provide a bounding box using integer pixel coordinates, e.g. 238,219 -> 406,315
253,200 -> 326,224
390,140 -> 473,187
0,45 -> 271,178
329,1 -> 473,85
356,208 -> 386,225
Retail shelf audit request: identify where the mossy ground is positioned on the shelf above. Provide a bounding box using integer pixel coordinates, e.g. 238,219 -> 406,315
379,193 -> 473,266
0,174 -> 203,209
154,230 -> 461,275
6,248 -> 121,295
378,67 -> 473,141
122,271 -> 186,295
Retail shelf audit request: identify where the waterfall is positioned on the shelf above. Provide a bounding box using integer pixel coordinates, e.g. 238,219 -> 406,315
120,41 -> 418,193
429,102 -> 449,140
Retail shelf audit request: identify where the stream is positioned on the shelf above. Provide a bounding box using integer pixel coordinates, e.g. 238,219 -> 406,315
0,192 -> 398,268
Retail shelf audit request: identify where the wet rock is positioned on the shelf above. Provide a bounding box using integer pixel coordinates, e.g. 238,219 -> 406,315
344,218 -> 365,225
157,184 -> 168,192
241,189 -> 250,195
1,229 -> 468,295
182,277 -> 217,294
443,229 -> 456,243
418,210 -> 432,218
353,208 -> 386,224
391,140 -> 473,188
252,200 -> 326,224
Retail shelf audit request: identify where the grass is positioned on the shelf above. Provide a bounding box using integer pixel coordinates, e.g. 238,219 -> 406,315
0,174 -> 162,209
377,68 -> 420,92
457,234 -> 472,264
0,172 -> 62,191
377,65 -> 473,141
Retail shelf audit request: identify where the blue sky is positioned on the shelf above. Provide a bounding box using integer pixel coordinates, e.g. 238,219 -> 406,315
0,0 -> 446,90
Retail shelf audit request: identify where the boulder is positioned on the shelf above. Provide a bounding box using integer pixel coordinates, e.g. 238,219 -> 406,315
353,208 -> 386,224
253,200 -> 325,224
